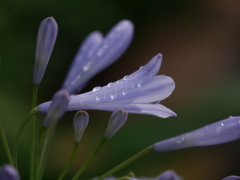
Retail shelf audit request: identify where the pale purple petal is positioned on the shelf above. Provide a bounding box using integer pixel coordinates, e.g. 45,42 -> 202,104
153,116 -> 240,152
33,17 -> 58,85
78,20 -> 134,86
62,31 -> 103,94
63,55 -> 167,105
222,175 -> 240,180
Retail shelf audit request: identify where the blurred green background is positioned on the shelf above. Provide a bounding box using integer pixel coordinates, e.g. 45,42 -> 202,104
1,0 -> 240,179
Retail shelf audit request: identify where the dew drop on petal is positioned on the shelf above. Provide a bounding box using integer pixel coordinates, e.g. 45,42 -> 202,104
122,88 -> 128,95
108,82 -> 114,87
139,66 -> 144,70
137,79 -> 144,87
92,86 -> 101,92
123,75 -> 129,80
176,137 -> 185,145
110,91 -> 118,99
96,94 -> 103,101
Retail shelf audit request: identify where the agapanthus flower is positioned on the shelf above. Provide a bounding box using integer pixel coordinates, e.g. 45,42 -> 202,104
41,19 -> 134,127
153,116 -> 240,152
37,53 -> 176,118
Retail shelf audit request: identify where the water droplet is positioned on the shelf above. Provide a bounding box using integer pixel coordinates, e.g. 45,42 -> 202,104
110,91 -> 118,99
83,62 -> 91,71
139,66 -> 144,70
97,44 -> 108,56
96,94 -> 103,101
137,79 -> 144,87
216,124 -> 224,133
176,137 -> 185,145
70,94 -> 76,97
122,88 -> 128,95
108,82 -> 114,87
123,75 -> 129,80
92,86 -> 101,92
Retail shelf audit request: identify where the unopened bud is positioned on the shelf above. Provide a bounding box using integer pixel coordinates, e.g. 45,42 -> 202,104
105,109 -> 128,139
157,170 -> 181,180
73,111 -> 89,142
33,17 -> 58,85
0,164 -> 19,180
42,89 -> 69,127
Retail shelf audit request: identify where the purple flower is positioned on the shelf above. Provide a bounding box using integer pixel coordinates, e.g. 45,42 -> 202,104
0,165 -> 19,180
153,116 -> 240,152
62,20 -> 134,94
33,17 -> 58,86
105,109 -> 128,139
222,175 -> 240,180
37,54 -> 176,118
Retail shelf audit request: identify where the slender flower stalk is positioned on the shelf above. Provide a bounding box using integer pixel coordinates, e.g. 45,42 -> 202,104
57,142 -> 79,180
72,138 -> 107,180
37,54 -> 176,118
97,146 -> 153,180
13,108 -> 38,169
29,85 -> 38,180
0,119 -> 13,166
58,111 -> 89,180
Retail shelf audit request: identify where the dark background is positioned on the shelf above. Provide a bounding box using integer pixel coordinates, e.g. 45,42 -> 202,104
1,0 -> 240,179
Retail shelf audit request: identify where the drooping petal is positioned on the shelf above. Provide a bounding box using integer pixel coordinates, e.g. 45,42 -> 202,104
62,31 -> 103,94
33,17 -> 58,85
153,116 -> 240,152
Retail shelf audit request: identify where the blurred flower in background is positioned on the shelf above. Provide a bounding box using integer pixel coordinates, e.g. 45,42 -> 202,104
1,0 -> 240,180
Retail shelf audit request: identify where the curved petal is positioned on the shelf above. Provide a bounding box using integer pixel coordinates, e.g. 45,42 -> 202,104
67,55 -> 164,105
62,31 -> 103,94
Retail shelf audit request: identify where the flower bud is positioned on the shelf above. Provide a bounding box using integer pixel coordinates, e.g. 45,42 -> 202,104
73,111 -> 89,142
33,17 -> 58,85
105,109 -> 128,139
42,89 -> 69,127
222,176 -> 240,180
157,170 -> 181,180
0,164 -> 19,180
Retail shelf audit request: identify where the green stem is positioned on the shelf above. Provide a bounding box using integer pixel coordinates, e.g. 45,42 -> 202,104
97,146 -> 153,180
30,85 -> 38,180
38,121 -> 58,180
58,142 -> 79,180
72,138 -> 107,180
13,108 -> 38,169
0,119 -> 14,165
35,127 -> 46,180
